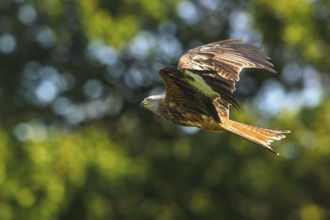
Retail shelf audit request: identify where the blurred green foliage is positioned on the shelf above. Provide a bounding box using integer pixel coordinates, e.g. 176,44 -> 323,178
0,0 -> 329,219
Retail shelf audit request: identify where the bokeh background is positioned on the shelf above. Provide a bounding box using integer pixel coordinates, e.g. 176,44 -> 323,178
0,0 -> 330,219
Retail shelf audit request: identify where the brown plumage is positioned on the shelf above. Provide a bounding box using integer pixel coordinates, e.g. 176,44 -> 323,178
141,39 -> 290,154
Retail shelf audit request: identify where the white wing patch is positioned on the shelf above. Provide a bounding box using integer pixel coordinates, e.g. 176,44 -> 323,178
184,70 -> 219,98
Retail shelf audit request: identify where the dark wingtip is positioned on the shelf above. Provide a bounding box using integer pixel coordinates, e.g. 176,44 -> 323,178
266,146 -> 279,155
268,67 -> 277,74
159,66 -> 179,74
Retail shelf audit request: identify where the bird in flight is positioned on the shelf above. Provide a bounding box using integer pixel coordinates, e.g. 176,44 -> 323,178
140,39 -> 289,154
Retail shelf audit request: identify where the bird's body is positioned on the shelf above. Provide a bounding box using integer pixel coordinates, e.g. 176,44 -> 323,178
141,39 -> 290,154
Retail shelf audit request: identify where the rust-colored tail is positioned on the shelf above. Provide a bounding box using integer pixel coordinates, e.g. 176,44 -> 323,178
221,118 -> 290,154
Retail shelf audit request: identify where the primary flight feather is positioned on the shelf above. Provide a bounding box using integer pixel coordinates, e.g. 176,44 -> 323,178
140,39 -> 290,154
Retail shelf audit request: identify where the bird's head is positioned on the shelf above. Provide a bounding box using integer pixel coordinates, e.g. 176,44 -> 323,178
140,95 -> 165,115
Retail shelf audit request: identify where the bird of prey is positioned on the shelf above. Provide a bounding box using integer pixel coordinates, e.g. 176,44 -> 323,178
140,39 -> 290,154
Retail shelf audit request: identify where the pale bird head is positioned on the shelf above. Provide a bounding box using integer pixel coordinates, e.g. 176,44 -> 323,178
140,95 -> 165,115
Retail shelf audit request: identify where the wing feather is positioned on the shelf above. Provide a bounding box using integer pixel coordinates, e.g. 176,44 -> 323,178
177,38 -> 276,116
159,67 -> 221,122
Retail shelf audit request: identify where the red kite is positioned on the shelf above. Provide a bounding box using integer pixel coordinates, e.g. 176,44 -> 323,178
141,39 -> 289,154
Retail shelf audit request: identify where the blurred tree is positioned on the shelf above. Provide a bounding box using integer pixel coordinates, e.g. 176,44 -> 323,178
0,0 -> 329,219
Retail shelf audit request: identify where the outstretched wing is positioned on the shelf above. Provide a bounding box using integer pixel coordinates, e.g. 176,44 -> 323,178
158,67 -> 221,122
178,38 -> 275,117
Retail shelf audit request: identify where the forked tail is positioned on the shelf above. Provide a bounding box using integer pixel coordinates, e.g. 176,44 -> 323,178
221,118 -> 290,154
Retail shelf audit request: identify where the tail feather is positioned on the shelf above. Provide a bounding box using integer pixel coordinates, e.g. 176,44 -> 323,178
221,118 -> 290,154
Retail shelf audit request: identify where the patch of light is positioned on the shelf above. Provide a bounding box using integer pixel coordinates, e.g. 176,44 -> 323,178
52,95 -> 121,124
67,99 -> 111,123
282,90 -> 304,113
0,33 -> 16,54
83,79 -> 103,99
301,66 -> 322,108
84,99 -> 108,119
65,107 -> 86,124
253,80 -> 286,117
34,66 -> 69,104
87,40 -> 118,65
176,1 -> 201,25
14,122 -> 47,142
53,100 -> 87,124
198,0 -> 219,10
180,126 -> 200,135
40,66 -> 69,91
124,68 -> 145,88
35,80 -> 57,103
302,85 -> 322,108
253,66 -> 323,116
17,121 -> 47,142
34,25 -> 56,48
281,62 -> 303,85
159,35 -> 183,60
21,63 -> 72,106
52,97 -> 73,116
128,31 -> 157,59
14,123 -> 33,141
229,11 -> 254,41
18,4 -> 37,24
